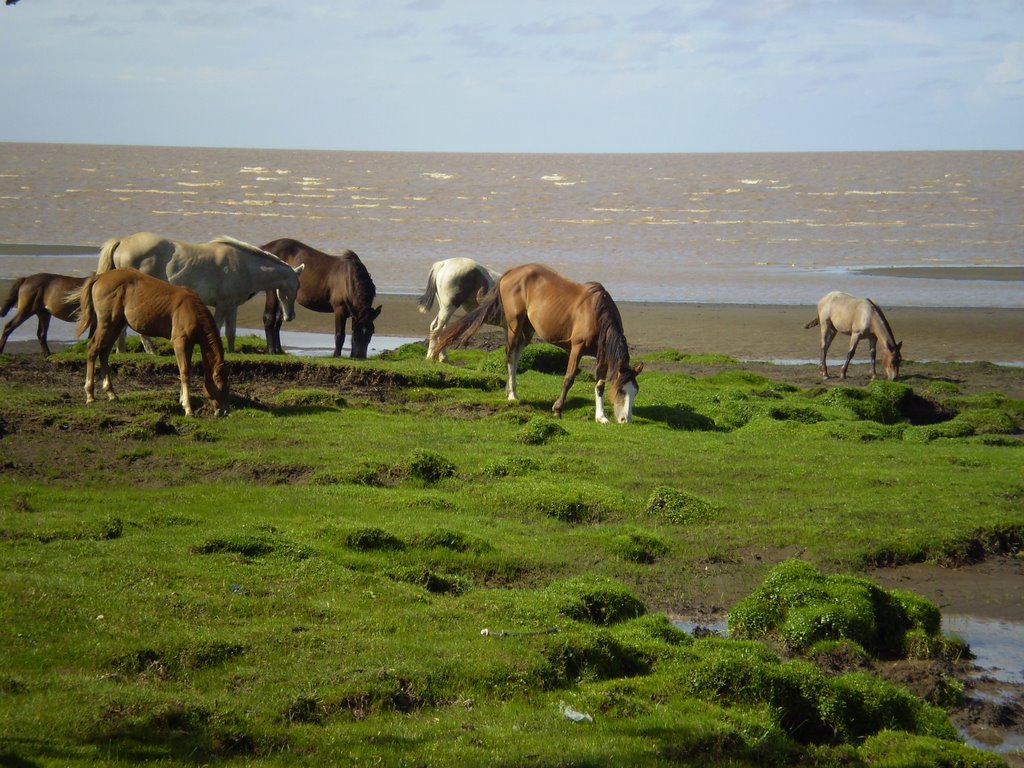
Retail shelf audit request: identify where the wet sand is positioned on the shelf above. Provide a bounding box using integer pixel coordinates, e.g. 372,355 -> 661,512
1,244 -> 1021,363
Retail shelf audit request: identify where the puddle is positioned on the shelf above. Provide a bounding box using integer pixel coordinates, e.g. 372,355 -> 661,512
1,321 -> 420,359
944,615 -> 1024,687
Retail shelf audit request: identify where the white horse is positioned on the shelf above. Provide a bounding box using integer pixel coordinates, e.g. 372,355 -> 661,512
417,257 -> 501,361
97,231 -> 303,353
805,291 -> 903,380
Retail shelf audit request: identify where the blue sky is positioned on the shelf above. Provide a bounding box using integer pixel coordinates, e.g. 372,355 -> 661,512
1,0 -> 1021,153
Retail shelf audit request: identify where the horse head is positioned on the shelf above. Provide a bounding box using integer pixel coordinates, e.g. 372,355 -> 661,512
601,362 -> 643,424
882,340 -> 903,381
350,304 -> 382,359
276,263 -> 305,321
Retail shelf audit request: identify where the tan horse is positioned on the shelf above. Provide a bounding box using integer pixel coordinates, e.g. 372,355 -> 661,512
418,257 -> 502,362
1,272 -> 87,355
435,263 -> 642,423
97,231 -> 304,353
805,291 -> 903,380
75,269 -> 230,416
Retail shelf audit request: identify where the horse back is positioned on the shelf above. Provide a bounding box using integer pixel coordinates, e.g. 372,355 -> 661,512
502,263 -> 593,347
818,291 -> 874,334
97,270 -> 206,341
261,239 -> 372,312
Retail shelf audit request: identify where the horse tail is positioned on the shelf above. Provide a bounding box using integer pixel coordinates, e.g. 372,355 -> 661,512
434,283 -> 503,351
74,274 -> 100,339
1,276 -> 26,317
417,263 -> 439,313
97,238 -> 119,273
804,316 -> 820,329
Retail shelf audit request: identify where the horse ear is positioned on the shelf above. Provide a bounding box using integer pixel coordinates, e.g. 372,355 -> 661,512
293,263 -> 305,274
633,362 -> 644,375
372,305 -> 382,319
896,341 -> 903,351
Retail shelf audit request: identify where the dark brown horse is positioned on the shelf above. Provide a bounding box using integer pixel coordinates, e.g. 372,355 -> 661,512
435,263 -> 642,423
1,272 -> 87,355
260,239 -> 381,358
75,269 -> 229,417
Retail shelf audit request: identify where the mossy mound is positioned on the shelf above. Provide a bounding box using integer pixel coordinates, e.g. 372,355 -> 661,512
728,559 -> 942,658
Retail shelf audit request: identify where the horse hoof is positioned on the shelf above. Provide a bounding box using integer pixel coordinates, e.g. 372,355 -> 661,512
596,416 -> 609,424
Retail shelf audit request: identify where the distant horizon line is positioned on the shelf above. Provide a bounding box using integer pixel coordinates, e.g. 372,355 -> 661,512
1,139 -> 1021,156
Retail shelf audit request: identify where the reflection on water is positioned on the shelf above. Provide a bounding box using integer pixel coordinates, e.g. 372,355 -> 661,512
0,318 -> 419,359
944,614 -> 1024,686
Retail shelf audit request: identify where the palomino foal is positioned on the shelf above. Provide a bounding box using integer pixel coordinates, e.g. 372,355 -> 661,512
806,291 -> 903,380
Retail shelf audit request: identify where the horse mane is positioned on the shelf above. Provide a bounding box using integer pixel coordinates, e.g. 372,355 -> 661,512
342,252 -> 377,310
585,282 -> 630,371
866,298 -> 897,345
209,235 -> 286,264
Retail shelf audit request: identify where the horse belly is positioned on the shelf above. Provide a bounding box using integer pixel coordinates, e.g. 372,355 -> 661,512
125,306 -> 173,339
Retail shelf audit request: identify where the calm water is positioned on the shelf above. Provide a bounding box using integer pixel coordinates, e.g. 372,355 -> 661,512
0,143 -> 1021,307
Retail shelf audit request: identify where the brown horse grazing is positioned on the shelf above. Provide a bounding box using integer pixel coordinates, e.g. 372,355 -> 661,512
418,257 -> 502,362
435,263 -> 643,423
75,269 -> 229,417
805,291 -> 903,380
1,272 -> 87,355
260,238 -> 381,358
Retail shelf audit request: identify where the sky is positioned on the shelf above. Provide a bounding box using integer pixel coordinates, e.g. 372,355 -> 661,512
0,0 -> 1021,154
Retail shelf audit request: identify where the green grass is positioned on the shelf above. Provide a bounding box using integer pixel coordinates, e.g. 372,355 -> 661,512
1,346 -> 1021,766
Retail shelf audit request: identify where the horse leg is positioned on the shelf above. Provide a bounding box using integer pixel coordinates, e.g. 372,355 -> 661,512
0,307 -> 31,353
553,344 -> 584,419
86,322 -> 123,403
84,338 -> 98,404
841,333 -> 862,379
427,304 -> 453,362
819,322 -> 837,378
504,322 -> 532,401
35,312 -> 52,355
867,337 -> 878,380
333,307 -> 348,358
99,342 -> 118,400
173,338 -> 194,416
594,374 -> 609,424
262,290 -> 284,354
213,306 -> 236,354
224,307 -> 237,354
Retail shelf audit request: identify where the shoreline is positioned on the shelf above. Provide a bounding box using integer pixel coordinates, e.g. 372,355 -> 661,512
2,243 -> 1022,364
4,284 -> 1022,366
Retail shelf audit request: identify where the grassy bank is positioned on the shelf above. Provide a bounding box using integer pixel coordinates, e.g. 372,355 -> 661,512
1,341 -> 1022,766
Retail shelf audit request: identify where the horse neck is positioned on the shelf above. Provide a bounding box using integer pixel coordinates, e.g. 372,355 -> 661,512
867,300 -> 896,347
591,288 -> 629,372
195,314 -> 227,396
346,263 -> 376,311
